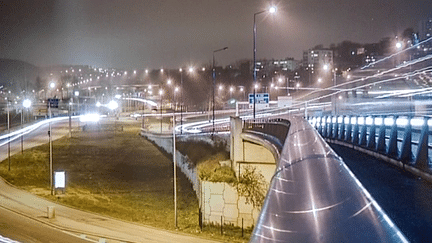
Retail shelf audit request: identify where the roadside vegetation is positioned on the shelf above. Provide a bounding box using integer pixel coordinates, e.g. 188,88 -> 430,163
0,122 -> 251,242
178,138 -> 268,230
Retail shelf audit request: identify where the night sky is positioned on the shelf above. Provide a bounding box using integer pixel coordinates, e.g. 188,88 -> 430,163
1,0 -> 431,69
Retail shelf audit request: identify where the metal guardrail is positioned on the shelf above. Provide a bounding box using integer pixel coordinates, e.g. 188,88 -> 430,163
199,124 -> 230,133
308,115 -> 432,172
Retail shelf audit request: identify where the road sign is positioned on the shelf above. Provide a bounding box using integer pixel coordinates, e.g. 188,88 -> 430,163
248,93 -> 269,109
47,98 -> 59,108
248,93 -> 269,104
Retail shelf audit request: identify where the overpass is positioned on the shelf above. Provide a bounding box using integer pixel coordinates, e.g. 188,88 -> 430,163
227,115 -> 412,242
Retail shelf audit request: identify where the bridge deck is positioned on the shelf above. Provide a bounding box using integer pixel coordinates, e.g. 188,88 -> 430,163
331,144 -> 432,243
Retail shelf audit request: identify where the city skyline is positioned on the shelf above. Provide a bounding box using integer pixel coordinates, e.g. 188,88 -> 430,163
1,0 -> 431,69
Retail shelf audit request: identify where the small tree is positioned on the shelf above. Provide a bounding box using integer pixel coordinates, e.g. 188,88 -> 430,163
235,166 -> 268,208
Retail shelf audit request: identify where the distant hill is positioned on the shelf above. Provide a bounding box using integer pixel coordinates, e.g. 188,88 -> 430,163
0,59 -> 41,92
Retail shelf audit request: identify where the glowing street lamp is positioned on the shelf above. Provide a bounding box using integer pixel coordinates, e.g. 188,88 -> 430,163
253,6 -> 277,83
108,100 -> 119,110
396,42 -> 403,49
253,6 -> 276,119
23,99 -> 31,108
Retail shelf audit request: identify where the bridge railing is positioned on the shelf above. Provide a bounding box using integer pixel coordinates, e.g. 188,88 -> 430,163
242,118 -> 290,146
308,115 -> 432,173
250,116 -> 408,242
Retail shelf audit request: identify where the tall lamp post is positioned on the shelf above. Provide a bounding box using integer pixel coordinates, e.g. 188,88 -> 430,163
253,6 -> 276,118
159,89 -> 164,133
7,99 -> 10,171
179,68 -> 183,134
212,47 -> 228,135
324,64 -> 337,115
21,99 -> 32,153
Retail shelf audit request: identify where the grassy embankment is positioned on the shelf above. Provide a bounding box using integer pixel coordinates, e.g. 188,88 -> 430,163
0,122 -> 250,242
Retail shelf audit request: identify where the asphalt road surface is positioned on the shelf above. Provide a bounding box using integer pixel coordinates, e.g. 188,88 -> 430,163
0,206 -> 89,243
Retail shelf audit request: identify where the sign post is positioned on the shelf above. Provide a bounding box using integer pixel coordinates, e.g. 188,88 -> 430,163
47,98 -> 58,195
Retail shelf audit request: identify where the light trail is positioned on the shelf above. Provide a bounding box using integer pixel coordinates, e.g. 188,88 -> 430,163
361,36 -> 432,70
0,116 -> 79,147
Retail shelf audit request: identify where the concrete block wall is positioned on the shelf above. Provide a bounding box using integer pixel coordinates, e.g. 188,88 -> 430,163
201,181 -> 259,228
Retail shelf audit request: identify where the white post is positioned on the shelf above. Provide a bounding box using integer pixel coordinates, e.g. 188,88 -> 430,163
235,101 -> 239,116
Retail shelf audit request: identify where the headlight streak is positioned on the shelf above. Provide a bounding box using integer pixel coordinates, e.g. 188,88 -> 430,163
0,116 -> 77,147
292,65 -> 432,111
123,97 -> 158,107
292,53 -> 432,107
175,108 -> 293,134
361,36 -> 432,70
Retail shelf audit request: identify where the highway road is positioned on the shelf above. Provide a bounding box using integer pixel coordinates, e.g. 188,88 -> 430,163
0,206 -> 89,243
0,119 -> 90,243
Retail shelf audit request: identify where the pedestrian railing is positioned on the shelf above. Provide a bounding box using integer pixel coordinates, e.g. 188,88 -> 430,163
308,115 -> 432,172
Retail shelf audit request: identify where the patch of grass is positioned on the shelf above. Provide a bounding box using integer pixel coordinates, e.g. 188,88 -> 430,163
177,139 -> 228,167
197,153 -> 236,183
0,121 -> 250,242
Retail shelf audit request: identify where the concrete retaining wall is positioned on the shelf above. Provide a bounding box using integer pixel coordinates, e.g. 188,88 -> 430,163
141,131 -> 264,228
201,181 -> 259,228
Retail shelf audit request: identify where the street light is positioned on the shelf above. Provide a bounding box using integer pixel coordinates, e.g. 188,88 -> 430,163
253,6 -> 276,83
212,47 -> 228,135
396,42 -> 403,49
21,99 -> 32,153
159,89 -> 163,133
6,99 -> 10,171
253,6 -> 276,119
179,68 -> 183,134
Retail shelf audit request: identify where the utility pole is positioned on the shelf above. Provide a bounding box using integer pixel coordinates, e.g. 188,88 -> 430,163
172,112 -> 177,228
7,101 -> 10,171
49,105 -> 53,195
